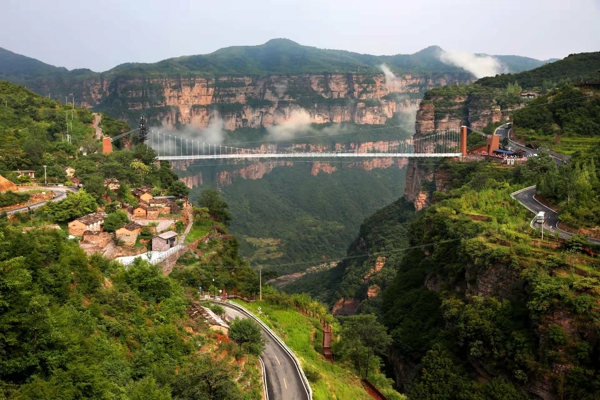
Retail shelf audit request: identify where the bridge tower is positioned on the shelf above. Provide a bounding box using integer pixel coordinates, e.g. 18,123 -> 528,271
102,137 -> 113,154
138,116 -> 148,144
460,126 -> 467,157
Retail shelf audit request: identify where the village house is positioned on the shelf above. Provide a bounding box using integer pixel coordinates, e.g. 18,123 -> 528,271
520,92 -> 538,99
152,231 -> 178,251
132,203 -> 159,219
13,170 -> 35,179
104,178 -> 120,191
68,211 -> 107,236
147,198 -> 181,215
132,186 -> 153,202
115,222 -> 142,246
81,230 -> 113,248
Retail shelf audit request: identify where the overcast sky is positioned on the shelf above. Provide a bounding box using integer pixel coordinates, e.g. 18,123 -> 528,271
2,0 -> 599,72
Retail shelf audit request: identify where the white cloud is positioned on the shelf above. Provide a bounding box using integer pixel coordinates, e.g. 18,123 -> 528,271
438,50 -> 507,78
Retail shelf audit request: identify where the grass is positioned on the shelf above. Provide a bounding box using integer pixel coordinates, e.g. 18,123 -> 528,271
518,133 -> 600,155
233,300 -> 374,400
185,219 -> 213,244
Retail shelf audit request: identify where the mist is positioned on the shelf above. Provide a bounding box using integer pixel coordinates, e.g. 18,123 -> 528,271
438,50 -> 507,78
150,112 -> 227,155
267,110 -> 313,140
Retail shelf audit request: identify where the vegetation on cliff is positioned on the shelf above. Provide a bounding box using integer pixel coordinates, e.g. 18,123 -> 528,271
0,223 -> 262,399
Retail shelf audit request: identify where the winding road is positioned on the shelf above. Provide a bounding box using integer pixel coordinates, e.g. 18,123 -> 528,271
512,186 -> 600,245
215,301 -> 311,400
5,186 -> 76,216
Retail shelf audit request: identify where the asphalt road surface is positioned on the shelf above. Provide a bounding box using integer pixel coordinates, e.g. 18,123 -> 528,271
513,186 -> 600,245
5,186 -> 76,216
218,302 -> 310,400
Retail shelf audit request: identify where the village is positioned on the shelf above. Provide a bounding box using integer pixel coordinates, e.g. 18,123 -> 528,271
66,182 -> 193,262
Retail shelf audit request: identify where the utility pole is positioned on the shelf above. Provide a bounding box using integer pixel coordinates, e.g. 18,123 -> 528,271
43,165 -> 47,186
259,266 -> 262,301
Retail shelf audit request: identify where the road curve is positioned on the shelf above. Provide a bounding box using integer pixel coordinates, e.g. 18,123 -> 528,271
4,186 -> 76,216
512,186 -> 600,245
215,301 -> 310,400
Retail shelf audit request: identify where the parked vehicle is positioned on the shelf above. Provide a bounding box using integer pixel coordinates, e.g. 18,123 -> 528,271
536,211 -> 545,223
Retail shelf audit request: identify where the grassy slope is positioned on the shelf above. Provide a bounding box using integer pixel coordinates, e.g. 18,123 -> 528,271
233,300 -> 375,400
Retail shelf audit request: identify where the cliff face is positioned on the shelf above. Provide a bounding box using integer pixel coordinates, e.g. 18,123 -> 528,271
34,72 -> 471,128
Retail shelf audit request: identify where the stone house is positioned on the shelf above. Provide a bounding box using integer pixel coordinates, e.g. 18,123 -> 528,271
68,211 -> 107,236
133,203 -> 159,219
104,178 -> 120,191
152,231 -> 178,251
81,231 -> 113,248
132,186 -> 153,202
115,222 -> 142,246
147,198 -> 181,215
13,170 -> 35,179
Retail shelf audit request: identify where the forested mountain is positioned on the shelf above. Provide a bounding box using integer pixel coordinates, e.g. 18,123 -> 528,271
1,39 -> 550,79
411,51 -> 600,136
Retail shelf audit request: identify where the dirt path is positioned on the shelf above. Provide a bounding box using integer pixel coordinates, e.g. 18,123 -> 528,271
92,113 -> 103,139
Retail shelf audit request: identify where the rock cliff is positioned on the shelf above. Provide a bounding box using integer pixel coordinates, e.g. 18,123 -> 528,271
33,72 -> 471,129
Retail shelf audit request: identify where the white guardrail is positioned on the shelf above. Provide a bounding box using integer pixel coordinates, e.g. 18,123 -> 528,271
216,300 -> 313,399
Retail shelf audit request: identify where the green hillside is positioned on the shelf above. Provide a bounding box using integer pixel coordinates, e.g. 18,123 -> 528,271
1,39 -> 551,82
476,51 -> 600,90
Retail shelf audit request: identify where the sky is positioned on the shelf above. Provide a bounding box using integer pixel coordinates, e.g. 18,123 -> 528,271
1,0 -> 599,72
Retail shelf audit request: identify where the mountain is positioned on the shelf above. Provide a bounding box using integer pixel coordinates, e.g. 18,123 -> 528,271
0,40 -> 554,127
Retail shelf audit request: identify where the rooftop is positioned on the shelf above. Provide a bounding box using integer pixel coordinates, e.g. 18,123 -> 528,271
121,222 -> 142,231
76,211 -> 107,225
157,231 -> 178,240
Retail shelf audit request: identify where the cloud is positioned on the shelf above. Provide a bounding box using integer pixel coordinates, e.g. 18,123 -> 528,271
267,110 -> 313,140
150,112 -> 226,155
380,64 -> 397,85
438,50 -> 507,78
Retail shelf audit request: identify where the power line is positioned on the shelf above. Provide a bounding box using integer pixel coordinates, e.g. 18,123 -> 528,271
187,236 -> 473,271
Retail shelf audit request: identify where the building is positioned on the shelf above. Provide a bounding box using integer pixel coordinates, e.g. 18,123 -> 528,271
104,178 -> 120,191
13,170 -> 35,179
115,222 -> 142,246
133,203 -> 159,219
132,186 -> 154,202
520,92 -> 537,99
152,231 -> 178,251
146,198 -> 181,215
81,231 -> 113,248
68,211 -> 107,236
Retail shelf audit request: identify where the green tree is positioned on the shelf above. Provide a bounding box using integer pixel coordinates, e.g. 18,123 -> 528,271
130,159 -> 151,184
197,189 -> 231,225
44,190 -> 98,222
228,317 -> 266,356
167,180 -> 190,198
104,211 -> 129,232
172,356 -> 243,400
337,314 -> 392,378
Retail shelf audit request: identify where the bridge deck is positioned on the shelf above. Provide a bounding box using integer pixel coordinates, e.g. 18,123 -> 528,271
156,152 -> 462,160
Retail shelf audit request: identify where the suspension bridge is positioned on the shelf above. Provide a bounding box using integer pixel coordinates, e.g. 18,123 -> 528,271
101,117 -> 469,160
146,127 -> 468,160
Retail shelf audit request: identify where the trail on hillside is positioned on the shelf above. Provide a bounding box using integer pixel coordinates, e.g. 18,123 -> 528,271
92,113 -> 103,139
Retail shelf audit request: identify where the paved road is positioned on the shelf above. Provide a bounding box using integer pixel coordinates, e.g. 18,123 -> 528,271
512,186 -> 600,245
5,186 -> 76,216
495,123 -> 568,166
217,302 -> 310,400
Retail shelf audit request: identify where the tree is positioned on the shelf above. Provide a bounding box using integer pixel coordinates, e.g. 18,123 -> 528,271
130,159 -> 151,184
337,314 -> 392,378
172,356 -> 243,400
197,189 -> 231,225
44,190 -> 98,222
167,180 -> 190,198
104,211 -> 129,232
82,174 -> 105,200
228,317 -> 266,356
